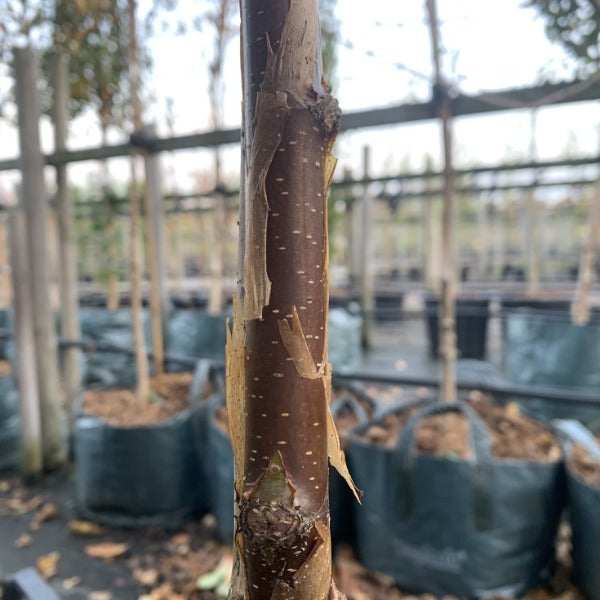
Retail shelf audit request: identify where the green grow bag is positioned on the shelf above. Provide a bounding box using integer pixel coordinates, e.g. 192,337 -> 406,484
503,303 -> 600,424
348,401 -> 565,597
554,419 -> 600,600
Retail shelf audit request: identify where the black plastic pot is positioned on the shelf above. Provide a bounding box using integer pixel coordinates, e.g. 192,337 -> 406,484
374,292 -> 405,322
330,388 -> 379,548
166,309 -> 228,371
348,400 -> 565,597
0,374 -> 19,472
502,299 -> 600,424
75,382 -> 208,527
425,296 -> 489,360
79,307 -> 153,389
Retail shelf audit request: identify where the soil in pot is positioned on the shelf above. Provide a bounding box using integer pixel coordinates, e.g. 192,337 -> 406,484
570,437 -> 600,486
564,431 -> 600,600
82,372 -> 194,426
361,392 -> 560,463
0,360 -> 11,377
76,371 -> 209,527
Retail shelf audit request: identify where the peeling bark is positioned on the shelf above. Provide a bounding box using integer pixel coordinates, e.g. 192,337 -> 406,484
229,1 -> 348,598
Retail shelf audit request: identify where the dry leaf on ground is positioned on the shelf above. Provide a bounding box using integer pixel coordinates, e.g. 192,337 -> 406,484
134,568 -> 159,587
63,576 -> 81,590
88,591 -> 113,600
30,503 -> 58,530
68,520 -> 106,536
14,533 -> 33,548
37,551 -> 60,579
85,542 -> 129,561
139,584 -> 184,600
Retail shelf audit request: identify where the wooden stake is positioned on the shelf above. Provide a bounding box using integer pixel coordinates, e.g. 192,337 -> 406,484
143,129 -> 167,377
14,46 -> 66,470
359,145 -> 374,349
0,214 -> 11,308
571,183 -> 600,324
426,0 -> 457,404
526,110 -> 540,293
53,51 -> 81,431
128,0 -> 150,399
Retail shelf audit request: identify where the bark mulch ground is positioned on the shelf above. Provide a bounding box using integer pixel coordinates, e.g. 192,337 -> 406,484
82,373 -> 194,427
0,465 -> 584,600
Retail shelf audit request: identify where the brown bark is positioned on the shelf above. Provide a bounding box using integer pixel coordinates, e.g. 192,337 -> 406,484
228,1 -> 354,598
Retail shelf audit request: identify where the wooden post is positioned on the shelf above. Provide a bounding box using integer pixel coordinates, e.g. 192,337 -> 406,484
423,158 -> 441,290
426,0 -> 457,404
359,145 -> 374,349
0,214 -> 11,307
128,0 -> 150,399
476,193 -> 489,279
143,128 -> 167,377
53,52 -> 81,429
14,46 -> 66,470
525,112 -> 540,293
571,183 -> 600,324
9,209 -> 43,479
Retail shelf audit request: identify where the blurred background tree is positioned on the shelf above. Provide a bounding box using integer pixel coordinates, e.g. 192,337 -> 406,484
526,0 -> 599,75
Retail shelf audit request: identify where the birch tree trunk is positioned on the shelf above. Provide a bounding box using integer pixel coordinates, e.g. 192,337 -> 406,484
14,46 -> 66,470
227,1 -> 354,597
9,210 -> 43,479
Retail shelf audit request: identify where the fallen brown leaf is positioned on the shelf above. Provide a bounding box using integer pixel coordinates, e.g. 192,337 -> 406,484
88,592 -> 113,600
14,533 -> 33,548
68,519 -> 105,536
37,551 -> 60,579
0,480 -> 11,493
63,576 -> 81,590
134,568 -> 159,587
85,542 -> 129,561
140,584 -> 184,600
30,503 -> 58,530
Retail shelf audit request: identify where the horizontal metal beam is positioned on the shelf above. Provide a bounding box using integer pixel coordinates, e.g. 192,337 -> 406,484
0,77 -> 598,172
332,371 -> 600,408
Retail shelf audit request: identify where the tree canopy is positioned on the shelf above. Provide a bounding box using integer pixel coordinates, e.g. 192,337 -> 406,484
526,0 -> 600,75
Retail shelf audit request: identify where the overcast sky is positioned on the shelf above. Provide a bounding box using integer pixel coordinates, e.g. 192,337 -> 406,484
0,0 -> 598,196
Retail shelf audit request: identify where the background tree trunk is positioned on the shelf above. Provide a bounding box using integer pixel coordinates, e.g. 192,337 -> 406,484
228,1 -> 352,598
9,210 -> 43,479
14,46 -> 66,470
